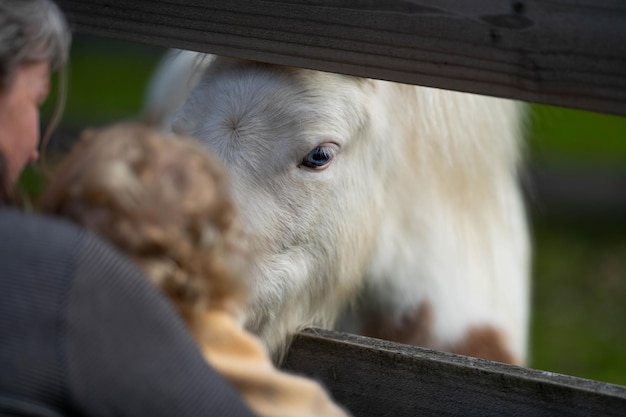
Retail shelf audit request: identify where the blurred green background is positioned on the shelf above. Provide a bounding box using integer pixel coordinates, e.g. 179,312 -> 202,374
39,35 -> 626,387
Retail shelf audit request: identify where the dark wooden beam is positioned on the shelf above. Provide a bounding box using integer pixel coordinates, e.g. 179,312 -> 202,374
283,328 -> 626,417
55,0 -> 626,117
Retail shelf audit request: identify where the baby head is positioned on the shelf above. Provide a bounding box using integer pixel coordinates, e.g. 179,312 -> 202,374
40,122 -> 248,325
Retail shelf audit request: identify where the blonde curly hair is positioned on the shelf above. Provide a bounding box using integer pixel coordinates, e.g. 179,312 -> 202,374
40,122 -> 249,326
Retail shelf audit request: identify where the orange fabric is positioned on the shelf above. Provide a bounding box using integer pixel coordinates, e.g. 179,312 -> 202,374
197,311 -> 350,417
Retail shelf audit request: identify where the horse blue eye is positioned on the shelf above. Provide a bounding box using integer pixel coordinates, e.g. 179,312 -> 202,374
301,146 -> 336,169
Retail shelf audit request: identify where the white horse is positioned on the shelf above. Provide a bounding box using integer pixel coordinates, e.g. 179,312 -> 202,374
145,50 -> 530,365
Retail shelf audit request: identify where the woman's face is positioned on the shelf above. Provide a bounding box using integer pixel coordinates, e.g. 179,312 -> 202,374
0,61 -> 51,183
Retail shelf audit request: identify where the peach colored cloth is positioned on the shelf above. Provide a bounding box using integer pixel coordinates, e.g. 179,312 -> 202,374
197,311 -> 351,417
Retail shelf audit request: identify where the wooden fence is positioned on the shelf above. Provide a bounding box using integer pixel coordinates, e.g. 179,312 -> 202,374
55,1 -> 626,415
56,0 -> 626,117
284,329 -> 626,417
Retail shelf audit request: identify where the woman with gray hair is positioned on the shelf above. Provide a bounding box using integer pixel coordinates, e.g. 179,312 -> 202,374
0,0 -> 70,199
0,0 -> 70,89
0,2 -> 258,416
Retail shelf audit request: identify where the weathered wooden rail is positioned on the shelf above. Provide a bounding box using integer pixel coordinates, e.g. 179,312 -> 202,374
54,1 -> 626,415
284,329 -> 626,417
56,0 -> 626,117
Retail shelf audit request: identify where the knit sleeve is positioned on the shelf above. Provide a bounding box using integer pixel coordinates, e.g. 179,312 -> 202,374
65,232 -> 257,417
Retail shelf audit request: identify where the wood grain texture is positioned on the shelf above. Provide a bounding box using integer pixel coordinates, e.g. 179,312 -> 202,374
55,0 -> 626,117
283,328 -> 626,417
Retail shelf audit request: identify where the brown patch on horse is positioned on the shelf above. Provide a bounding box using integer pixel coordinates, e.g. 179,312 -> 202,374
362,303 -> 519,366
362,301 -> 437,348
450,326 -> 518,365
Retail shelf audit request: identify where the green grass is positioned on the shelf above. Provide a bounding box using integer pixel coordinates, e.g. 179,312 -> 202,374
43,36 -> 165,127
529,104 -> 626,167
35,35 -> 626,387
527,104 -> 626,385
530,217 -> 626,386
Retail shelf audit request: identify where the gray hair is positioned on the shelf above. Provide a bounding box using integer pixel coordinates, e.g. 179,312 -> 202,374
0,0 -> 71,91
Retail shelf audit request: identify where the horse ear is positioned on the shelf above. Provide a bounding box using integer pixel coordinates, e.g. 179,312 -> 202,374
142,49 -> 215,129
